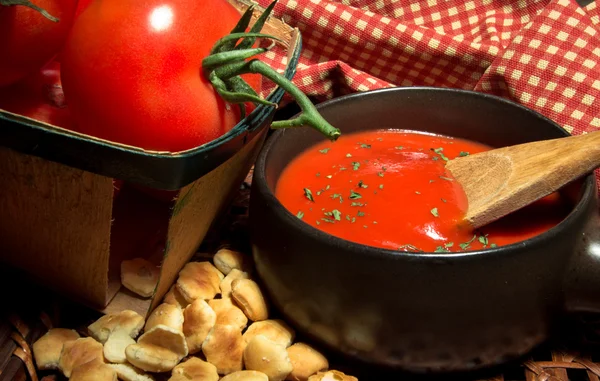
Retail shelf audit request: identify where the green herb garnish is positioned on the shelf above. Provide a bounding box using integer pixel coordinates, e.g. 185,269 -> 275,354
360,143 -> 371,149
304,188 -> 314,202
357,211 -> 366,217
332,209 -> 342,221
478,235 -> 489,246
321,218 -> 335,223
352,162 -> 360,171
377,172 -> 384,177
296,211 -> 304,219
357,180 -> 368,188
435,246 -> 450,253
379,184 -> 384,189
459,235 -> 477,250
441,198 -> 447,203
430,207 -> 439,217
458,151 -> 470,157
350,190 -> 362,199
319,148 -> 330,154
395,146 -> 403,150
326,175 -> 332,179
346,153 -> 352,158
351,202 -> 364,207
431,147 -> 449,161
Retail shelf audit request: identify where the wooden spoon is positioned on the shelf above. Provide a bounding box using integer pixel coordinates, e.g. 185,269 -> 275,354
445,131 -> 600,229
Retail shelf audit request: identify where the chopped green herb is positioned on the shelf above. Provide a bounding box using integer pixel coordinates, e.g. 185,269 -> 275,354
357,180 -> 368,188
296,211 -> 304,219
459,235 -> 477,250
382,166 -> 387,171
350,202 -> 364,207
346,215 -> 351,221
458,151 -> 470,157
303,188 -> 314,202
316,191 -> 322,196
326,175 -> 333,179
363,225 -> 368,228
332,209 -> 342,221
349,190 -> 362,199
490,243 -> 498,248
431,147 -> 449,161
379,184 -> 384,189
316,221 -> 320,225
377,172 -> 384,177
430,207 -> 439,217
435,246 -> 450,253
478,235 -> 489,246
432,156 -> 439,161
398,244 -> 424,253
444,242 -> 454,248
319,148 -> 330,154
352,162 -> 360,171
331,193 -> 341,199
325,185 -> 330,190
340,167 -> 347,171
395,146 -> 404,150
360,143 -> 371,149
441,198 -> 447,203
357,211 -> 366,217
346,153 -> 352,158
321,218 -> 335,223
439,176 -> 454,181
316,172 -> 320,177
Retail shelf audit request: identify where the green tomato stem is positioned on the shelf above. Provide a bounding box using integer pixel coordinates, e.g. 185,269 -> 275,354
216,59 -> 341,141
0,0 -> 58,21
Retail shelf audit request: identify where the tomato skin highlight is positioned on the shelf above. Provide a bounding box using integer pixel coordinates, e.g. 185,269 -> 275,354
0,0 -> 78,87
60,0 -> 258,152
0,60 -> 74,129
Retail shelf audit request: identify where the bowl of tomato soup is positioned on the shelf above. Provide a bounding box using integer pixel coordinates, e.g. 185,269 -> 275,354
249,87 -> 600,373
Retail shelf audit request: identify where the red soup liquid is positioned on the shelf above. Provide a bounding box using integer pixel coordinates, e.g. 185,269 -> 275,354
275,129 -> 573,253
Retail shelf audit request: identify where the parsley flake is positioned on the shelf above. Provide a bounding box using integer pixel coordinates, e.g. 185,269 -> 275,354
360,143 -> 371,149
351,202 -> 364,207
346,153 -> 352,158
435,246 -> 450,253
459,235 -> 477,250
478,235 -> 489,246
349,190 -> 362,199
379,184 -> 384,189
326,175 -> 333,179
441,198 -> 447,203
296,211 -> 304,219
319,148 -> 330,154
431,147 -> 449,161
458,151 -> 470,157
377,172 -> 384,177
357,180 -> 368,188
395,146 -> 404,150
332,209 -> 342,221
352,162 -> 360,171
430,207 -> 439,217
357,211 -> 366,217
304,188 -> 314,202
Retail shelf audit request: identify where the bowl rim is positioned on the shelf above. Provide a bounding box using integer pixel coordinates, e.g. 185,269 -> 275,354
253,86 -> 597,259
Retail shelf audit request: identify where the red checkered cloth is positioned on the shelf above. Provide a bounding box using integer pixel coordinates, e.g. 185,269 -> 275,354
256,0 -> 600,185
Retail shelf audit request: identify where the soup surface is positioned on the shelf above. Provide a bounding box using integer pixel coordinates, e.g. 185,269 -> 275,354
275,129 -> 572,253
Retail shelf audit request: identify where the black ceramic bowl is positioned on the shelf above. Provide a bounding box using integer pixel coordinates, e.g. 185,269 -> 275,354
249,87 -> 600,373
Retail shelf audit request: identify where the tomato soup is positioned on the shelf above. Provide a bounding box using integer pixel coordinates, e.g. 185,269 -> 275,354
274,129 -> 572,253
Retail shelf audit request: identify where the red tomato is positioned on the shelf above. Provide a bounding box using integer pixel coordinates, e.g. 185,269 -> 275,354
60,0 -> 261,152
0,60 -> 74,129
0,0 -> 78,87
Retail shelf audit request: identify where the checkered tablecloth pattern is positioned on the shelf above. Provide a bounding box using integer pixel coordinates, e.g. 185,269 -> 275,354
257,0 -> 600,139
